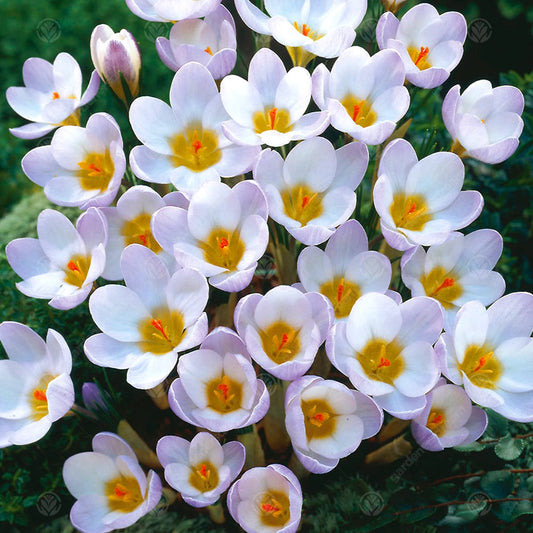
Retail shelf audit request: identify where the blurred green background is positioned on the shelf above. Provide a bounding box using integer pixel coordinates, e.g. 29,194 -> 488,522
0,0 -> 532,531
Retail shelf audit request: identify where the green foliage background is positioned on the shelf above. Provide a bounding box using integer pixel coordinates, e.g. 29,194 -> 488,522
0,0 -> 531,531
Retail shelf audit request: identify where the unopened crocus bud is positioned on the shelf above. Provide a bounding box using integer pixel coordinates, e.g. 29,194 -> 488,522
81,382 -> 107,413
90,24 -> 141,105
381,0 -> 409,14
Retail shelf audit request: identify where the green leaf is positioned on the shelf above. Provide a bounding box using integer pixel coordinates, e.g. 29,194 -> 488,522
454,440 -> 486,452
495,436 -> 525,461
481,470 -> 514,499
485,410 -> 509,439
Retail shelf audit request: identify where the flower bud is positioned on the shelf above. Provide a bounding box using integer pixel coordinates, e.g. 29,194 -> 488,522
381,0 -> 409,13
90,24 -> 141,104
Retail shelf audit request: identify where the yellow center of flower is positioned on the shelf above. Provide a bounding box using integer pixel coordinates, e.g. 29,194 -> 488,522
390,192 -> 432,231
408,45 -> 431,70
426,408 -> 446,436
259,490 -> 291,528
206,374 -> 243,413
64,254 -> 91,288
357,339 -> 404,384
320,277 -> 361,319
106,476 -> 143,513
169,125 -> 221,172
259,321 -> 301,364
458,344 -> 502,389
281,184 -> 323,225
121,213 -> 162,253
341,95 -> 377,128
302,398 -> 336,440
77,150 -> 115,192
420,266 -> 463,309
200,227 -> 245,271
189,461 -> 219,492
30,374 -> 55,420
253,107 -> 292,133
138,307 -> 185,354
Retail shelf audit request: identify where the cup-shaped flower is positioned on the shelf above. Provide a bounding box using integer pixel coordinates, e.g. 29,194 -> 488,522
285,376 -> 383,473
169,327 -> 270,432
227,464 -> 302,533
126,0 -> 221,22
235,0 -> 367,67
0,322 -> 74,448
156,5 -> 237,80
254,137 -> 366,245
436,293 -> 533,422
312,47 -> 410,145
376,3 -> 467,89
327,292 -> 443,419
85,245 -> 209,389
129,62 -> 259,193
6,52 -> 100,139
235,285 -> 333,381
411,380 -> 487,451
298,220 -> 392,319
443,80 -> 525,164
100,185 -> 187,280
374,138 -> 483,251
152,180 -> 268,292
401,229 -> 505,330
220,48 -> 329,147
6,208 -> 107,310
63,432 -> 162,533
90,24 -> 141,104
22,113 -> 125,209
157,431 -> 245,507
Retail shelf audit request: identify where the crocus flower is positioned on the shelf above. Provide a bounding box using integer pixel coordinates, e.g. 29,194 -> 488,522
169,327 -> 270,432
6,52 -> 100,139
254,137 -> 366,245
152,180 -> 268,292
327,292 -> 443,419
90,24 -> 141,103
100,185 -> 187,280
401,229 -> 505,330
129,62 -> 259,193
21,113 -> 126,209
312,46 -> 410,145
85,245 -> 208,389
374,138 -> 483,251
0,322 -> 74,448
376,3 -> 467,89
157,431 -> 245,507
234,0 -> 367,67
235,285 -> 333,381
285,376 -> 383,473
443,80 -> 525,164
297,220 -> 392,320
411,379 -> 487,451
63,432 -> 162,533
220,48 -> 329,147
125,0 -> 221,22
156,5 -> 237,80
227,464 -> 302,533
436,293 -> 533,422
6,208 -> 107,310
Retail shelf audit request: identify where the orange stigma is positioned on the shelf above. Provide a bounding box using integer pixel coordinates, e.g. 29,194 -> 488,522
138,234 -> 147,246
301,195 -> 310,209
377,357 -> 391,368
52,92 -> 60,99
268,108 -> 278,130
352,103 -> 363,122
114,486 -> 127,498
473,351 -> 494,373
67,260 -> 80,272
407,201 -> 417,214
204,46 -> 213,55
198,463 -> 209,479
336,279 -> 345,302
217,382 -> 230,400
262,503 -> 280,514
33,389 -> 47,402
434,278 -> 455,294
278,333 -> 289,350
415,47 -> 429,66
191,139 -> 202,155
151,319 -> 170,342
219,237 -> 229,249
